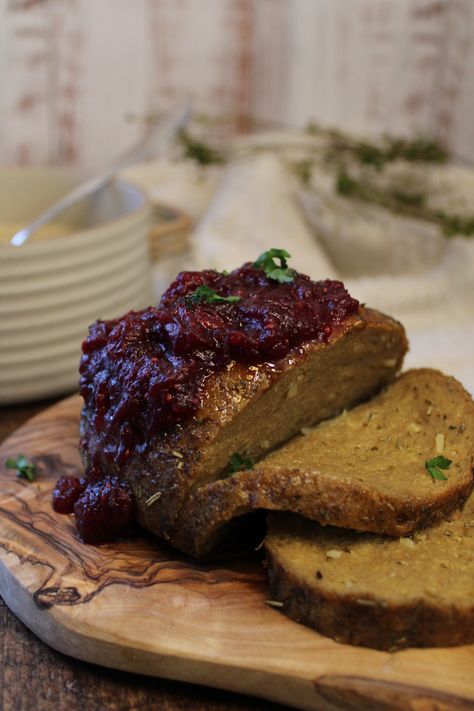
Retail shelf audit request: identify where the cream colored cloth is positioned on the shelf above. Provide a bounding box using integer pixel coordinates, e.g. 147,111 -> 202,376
346,245 -> 474,394
190,153 -> 336,279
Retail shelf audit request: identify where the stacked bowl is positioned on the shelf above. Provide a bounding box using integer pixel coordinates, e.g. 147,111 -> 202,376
0,167 -> 153,404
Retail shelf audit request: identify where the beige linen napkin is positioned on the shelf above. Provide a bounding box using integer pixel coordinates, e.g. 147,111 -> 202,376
190,153 -> 337,279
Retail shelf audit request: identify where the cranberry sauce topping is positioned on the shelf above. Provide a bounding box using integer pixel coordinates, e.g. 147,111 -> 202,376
74,477 -> 133,544
79,263 -> 359,469
52,476 -> 86,514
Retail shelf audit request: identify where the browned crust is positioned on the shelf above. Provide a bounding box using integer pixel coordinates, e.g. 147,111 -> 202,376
80,358 -> 276,541
81,307 -> 408,551
264,499 -> 474,650
171,453 -> 474,556
264,516 -> 474,650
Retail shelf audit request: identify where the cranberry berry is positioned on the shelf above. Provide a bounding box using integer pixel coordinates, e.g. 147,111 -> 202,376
74,477 -> 133,544
52,476 -> 86,514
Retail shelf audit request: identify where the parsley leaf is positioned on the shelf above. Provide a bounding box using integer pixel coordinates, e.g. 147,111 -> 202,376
226,452 -> 254,476
5,454 -> 36,482
252,248 -> 296,283
187,285 -> 241,305
425,455 -> 452,481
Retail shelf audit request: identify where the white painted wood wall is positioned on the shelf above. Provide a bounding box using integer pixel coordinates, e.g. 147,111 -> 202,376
1,0 -> 473,169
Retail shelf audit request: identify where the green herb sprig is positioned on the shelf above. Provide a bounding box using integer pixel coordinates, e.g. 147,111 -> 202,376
179,130 -> 224,166
436,212 -> 474,237
226,452 -> 254,476
310,124 -> 448,170
293,159 -> 313,186
5,454 -> 36,482
425,455 -> 452,481
352,136 -> 447,170
335,168 -> 474,237
336,169 -> 427,208
383,136 -> 447,164
252,249 -> 296,283
187,285 -> 241,305
298,126 -> 474,236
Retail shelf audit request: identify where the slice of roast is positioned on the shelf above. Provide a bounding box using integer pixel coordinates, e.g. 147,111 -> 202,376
264,493 -> 474,650
173,369 -> 474,556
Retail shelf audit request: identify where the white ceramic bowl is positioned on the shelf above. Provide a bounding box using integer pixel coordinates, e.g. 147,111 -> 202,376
0,167 -> 153,404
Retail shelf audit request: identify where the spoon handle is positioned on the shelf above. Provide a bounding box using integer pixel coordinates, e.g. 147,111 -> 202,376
10,101 -> 191,247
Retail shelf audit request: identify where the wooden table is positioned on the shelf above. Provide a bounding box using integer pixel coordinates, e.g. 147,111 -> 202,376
0,398 -> 288,711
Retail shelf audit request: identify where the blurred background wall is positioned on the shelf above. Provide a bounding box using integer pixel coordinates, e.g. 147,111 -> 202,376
1,0 -> 473,169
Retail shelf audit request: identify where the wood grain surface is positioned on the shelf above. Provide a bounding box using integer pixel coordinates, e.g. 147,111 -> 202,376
0,397 -> 473,711
0,398 -> 287,711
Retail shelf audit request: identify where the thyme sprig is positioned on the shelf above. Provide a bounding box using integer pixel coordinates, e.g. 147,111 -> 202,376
178,130 -> 225,166
335,168 -> 474,237
293,159 -> 313,186
307,123 -> 447,170
297,126 -> 474,236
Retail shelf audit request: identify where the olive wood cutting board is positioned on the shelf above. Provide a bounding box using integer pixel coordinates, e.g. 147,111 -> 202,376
0,396 -> 473,711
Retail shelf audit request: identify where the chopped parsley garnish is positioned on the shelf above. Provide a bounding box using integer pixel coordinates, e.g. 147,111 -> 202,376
179,130 -> 224,166
187,285 -> 241,305
425,455 -> 452,481
5,454 -> 36,482
227,452 -> 254,475
252,248 -> 296,283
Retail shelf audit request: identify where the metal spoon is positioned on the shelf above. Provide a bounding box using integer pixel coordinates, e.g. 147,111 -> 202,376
10,101 -> 192,247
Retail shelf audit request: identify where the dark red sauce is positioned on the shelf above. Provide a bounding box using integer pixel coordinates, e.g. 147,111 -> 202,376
52,474 -> 133,543
52,476 -> 86,514
73,477 -> 133,544
79,264 -> 359,470
53,262 -> 359,543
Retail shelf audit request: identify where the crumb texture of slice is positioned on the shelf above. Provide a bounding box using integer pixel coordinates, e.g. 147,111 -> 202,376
173,369 -> 474,555
264,496 -> 474,650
